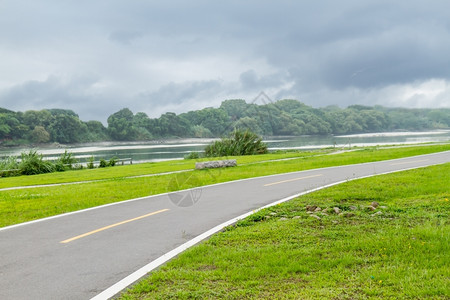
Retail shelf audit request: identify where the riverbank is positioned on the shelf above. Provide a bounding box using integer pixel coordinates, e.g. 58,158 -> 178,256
1,130 -> 449,163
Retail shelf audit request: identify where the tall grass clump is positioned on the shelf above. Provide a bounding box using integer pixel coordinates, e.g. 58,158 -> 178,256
19,150 -> 55,175
0,156 -> 20,177
55,150 -> 78,171
205,129 -> 268,157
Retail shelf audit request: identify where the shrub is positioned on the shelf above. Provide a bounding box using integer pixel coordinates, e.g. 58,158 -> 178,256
0,156 -> 20,177
109,157 -> 118,166
0,156 -> 19,170
55,161 -> 66,172
99,159 -> 108,168
184,152 -> 201,160
204,129 -> 268,157
57,150 -> 78,170
87,156 -> 95,169
19,150 -> 55,175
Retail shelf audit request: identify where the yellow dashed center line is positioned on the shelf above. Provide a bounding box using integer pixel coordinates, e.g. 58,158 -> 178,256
60,208 -> 170,244
264,174 -> 323,187
390,159 -> 429,166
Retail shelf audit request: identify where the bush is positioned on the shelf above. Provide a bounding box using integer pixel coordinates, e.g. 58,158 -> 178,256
184,152 -> 201,160
57,150 -> 78,170
109,157 -> 118,166
19,150 -> 55,175
55,161 -> 66,172
204,129 -> 268,157
99,159 -> 108,168
87,156 -> 95,169
0,156 -> 20,177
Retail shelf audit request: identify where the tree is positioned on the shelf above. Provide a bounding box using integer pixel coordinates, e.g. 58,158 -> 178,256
86,121 -> 110,141
157,112 -> 192,137
48,114 -> 88,143
192,125 -> 212,138
107,108 -> 137,141
234,116 -> 263,135
133,112 -> 152,140
22,110 -> 53,128
31,126 -> 51,143
219,99 -> 249,120
0,113 -> 12,139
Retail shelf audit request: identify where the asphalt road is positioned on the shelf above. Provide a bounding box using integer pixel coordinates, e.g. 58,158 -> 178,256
1,151 -> 449,299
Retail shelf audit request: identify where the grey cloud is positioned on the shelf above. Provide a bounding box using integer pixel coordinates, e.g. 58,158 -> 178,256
109,31 -> 144,45
0,75 -> 124,122
1,0 -> 450,123
260,1 -> 450,91
137,80 -> 224,107
239,70 -> 290,93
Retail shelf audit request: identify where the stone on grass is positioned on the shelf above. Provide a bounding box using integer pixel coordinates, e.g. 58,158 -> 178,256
367,205 -> 377,211
371,201 -> 379,208
333,207 -> 341,214
195,159 -> 237,170
349,205 -> 358,211
306,205 -> 317,212
371,211 -> 383,217
314,207 -> 322,212
310,214 -> 321,220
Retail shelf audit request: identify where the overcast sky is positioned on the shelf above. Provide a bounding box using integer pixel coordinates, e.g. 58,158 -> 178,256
1,1 -> 449,122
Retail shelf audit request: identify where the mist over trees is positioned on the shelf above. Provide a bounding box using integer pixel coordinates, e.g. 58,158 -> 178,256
1,99 -> 449,146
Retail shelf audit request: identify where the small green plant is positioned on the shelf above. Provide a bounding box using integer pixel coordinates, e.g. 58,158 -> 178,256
57,150 -> 78,170
205,129 -> 268,157
109,157 -> 118,167
184,152 -> 201,160
99,159 -> 108,168
0,156 -> 20,177
87,156 -> 95,169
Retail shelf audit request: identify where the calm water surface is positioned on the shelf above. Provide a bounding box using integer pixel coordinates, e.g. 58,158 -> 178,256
1,131 -> 449,164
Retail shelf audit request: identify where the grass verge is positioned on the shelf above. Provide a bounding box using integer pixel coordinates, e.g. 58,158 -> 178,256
119,163 -> 450,299
0,144 -> 449,228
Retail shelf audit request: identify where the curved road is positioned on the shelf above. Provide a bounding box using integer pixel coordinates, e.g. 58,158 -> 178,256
0,151 -> 449,299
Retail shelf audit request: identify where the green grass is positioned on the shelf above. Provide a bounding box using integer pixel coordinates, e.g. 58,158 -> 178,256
0,151 -> 322,189
119,163 -> 450,299
0,144 -> 449,228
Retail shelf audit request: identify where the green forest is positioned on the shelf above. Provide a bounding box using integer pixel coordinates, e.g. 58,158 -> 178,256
1,99 -> 449,146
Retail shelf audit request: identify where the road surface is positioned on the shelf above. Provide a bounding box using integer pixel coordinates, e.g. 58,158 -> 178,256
0,151 -> 449,299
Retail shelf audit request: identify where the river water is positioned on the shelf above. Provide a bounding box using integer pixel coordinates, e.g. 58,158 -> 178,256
1,130 -> 449,164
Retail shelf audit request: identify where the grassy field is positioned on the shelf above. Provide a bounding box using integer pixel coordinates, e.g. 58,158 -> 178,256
119,163 -> 450,299
0,151 -> 322,189
0,144 -> 449,227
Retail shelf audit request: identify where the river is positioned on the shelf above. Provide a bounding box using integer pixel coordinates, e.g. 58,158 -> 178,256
1,130 -> 449,164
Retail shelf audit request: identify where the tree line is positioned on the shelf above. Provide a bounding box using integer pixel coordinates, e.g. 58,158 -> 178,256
1,99 -> 449,146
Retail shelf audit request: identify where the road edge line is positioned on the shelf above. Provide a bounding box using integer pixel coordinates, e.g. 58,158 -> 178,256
91,164 -> 438,300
